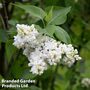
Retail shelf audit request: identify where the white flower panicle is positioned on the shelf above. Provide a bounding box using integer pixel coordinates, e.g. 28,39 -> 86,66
13,24 -> 82,75
81,78 -> 90,87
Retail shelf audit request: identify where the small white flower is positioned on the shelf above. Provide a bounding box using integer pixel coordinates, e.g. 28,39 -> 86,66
74,55 -> 82,60
81,78 -> 90,87
63,56 -> 75,67
28,57 -> 47,75
17,24 -> 39,38
13,35 -> 25,49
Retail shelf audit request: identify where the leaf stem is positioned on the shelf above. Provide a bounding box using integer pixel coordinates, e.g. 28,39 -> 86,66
0,14 -> 6,30
42,19 -> 45,28
50,64 -> 59,90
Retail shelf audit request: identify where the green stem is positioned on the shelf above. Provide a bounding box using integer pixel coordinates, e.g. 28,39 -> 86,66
0,14 -> 6,29
50,64 -> 59,90
42,19 -> 45,28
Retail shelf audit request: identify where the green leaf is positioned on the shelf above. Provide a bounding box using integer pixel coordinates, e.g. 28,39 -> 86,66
0,29 -> 8,43
36,25 -> 71,43
7,27 -> 17,37
0,75 -> 4,86
48,7 -> 71,25
22,69 -> 36,79
35,25 -> 55,38
55,71 -> 69,90
10,54 -> 28,79
44,25 -> 56,38
0,75 -> 3,81
15,86 -> 41,90
55,26 -> 71,44
13,3 -> 46,19
45,6 -> 53,23
30,86 -> 41,90
6,40 -> 17,63
8,19 -> 19,26
35,25 -> 45,34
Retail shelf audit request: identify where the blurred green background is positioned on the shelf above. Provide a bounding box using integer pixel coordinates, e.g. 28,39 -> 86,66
0,0 -> 90,90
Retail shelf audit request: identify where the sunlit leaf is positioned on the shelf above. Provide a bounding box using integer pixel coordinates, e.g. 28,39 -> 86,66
45,6 -> 53,23
55,26 -> 71,44
48,7 -> 71,25
44,25 -> 56,38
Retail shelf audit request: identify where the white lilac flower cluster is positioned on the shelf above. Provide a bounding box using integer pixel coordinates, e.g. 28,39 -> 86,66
81,78 -> 90,88
13,24 -> 81,75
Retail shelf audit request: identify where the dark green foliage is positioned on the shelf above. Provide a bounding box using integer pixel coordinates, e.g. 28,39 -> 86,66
0,0 -> 90,90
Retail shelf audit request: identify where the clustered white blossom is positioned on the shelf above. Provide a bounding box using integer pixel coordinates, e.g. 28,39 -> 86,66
81,78 -> 90,88
13,24 -> 81,75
